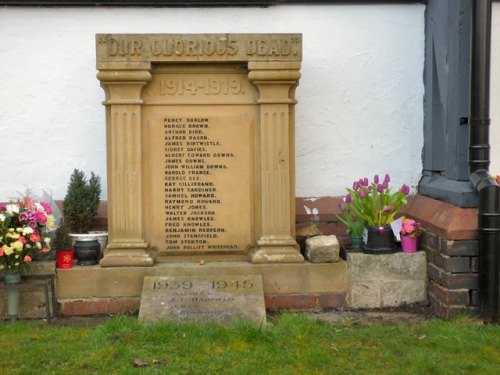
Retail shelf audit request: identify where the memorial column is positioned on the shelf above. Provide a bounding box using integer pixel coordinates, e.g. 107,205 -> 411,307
97,66 -> 154,267
248,61 -> 304,263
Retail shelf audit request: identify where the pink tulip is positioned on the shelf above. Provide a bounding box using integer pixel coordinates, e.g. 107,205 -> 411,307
374,174 -> 379,184
384,174 -> 391,183
362,177 -> 369,186
377,184 -> 384,193
345,194 -> 352,203
359,189 -> 366,198
400,184 -> 410,195
353,181 -> 360,190
384,205 -> 393,212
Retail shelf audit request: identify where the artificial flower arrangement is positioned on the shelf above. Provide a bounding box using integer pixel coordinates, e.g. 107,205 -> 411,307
400,217 -> 420,238
0,197 -> 55,272
338,174 -> 410,231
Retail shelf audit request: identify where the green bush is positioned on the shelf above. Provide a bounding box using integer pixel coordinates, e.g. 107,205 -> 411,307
52,222 -> 73,250
62,169 -> 101,233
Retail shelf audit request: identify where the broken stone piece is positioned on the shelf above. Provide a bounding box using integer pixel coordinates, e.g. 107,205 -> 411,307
305,235 -> 340,263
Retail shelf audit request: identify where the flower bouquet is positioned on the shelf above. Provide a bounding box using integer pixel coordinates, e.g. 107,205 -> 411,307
400,217 -> 419,253
340,174 -> 410,253
0,197 -> 55,273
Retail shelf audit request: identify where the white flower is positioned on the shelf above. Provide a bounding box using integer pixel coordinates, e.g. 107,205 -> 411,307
6,204 -> 19,214
35,202 -> 43,211
22,227 -> 34,235
0,214 -> 5,222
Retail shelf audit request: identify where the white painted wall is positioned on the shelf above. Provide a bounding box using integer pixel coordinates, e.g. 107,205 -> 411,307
490,3 -> 500,175
0,5 -> 425,201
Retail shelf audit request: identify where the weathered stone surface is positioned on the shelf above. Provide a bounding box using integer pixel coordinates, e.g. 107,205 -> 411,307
347,252 -> 427,308
138,275 -> 266,326
57,261 -> 349,298
348,251 -> 427,281
305,235 -> 340,263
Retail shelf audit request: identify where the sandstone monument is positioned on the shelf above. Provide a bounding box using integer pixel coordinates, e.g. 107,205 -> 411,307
96,34 -> 304,266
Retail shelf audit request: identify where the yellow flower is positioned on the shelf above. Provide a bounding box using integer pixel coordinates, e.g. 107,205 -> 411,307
3,245 -> 14,256
46,215 -> 55,230
12,241 -> 23,251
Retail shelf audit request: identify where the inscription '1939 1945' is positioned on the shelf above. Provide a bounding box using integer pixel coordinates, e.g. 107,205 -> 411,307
98,36 -> 300,58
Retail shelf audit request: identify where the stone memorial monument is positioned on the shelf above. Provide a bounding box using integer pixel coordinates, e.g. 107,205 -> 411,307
96,34 -> 304,267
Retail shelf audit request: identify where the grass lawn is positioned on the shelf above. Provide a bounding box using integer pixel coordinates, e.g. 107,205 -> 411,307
1,314 -> 500,374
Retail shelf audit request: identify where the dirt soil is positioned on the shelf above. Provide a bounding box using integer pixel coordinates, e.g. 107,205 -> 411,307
48,304 -> 435,327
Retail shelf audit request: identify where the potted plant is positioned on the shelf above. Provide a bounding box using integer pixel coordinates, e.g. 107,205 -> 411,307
53,222 -> 74,268
62,169 -> 103,265
340,174 -> 410,254
337,199 -> 365,249
400,217 -> 420,253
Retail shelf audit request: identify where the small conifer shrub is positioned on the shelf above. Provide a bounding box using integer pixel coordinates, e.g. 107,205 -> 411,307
63,169 -> 101,233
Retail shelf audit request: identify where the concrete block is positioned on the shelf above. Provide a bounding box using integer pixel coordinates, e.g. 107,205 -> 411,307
348,251 -> 426,281
305,235 -> 340,263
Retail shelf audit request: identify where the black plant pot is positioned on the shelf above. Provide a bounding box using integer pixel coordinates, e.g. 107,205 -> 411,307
74,239 -> 100,266
363,225 -> 397,254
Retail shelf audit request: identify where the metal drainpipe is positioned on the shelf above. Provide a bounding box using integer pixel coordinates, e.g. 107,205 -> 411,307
468,0 -> 500,319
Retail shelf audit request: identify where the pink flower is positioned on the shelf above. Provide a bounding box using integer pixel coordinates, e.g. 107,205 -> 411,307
42,247 -> 49,253
377,184 -> 384,193
30,233 -> 41,242
359,189 -> 367,198
19,236 -> 26,244
378,226 -> 385,234
345,194 -> 352,203
400,184 -> 410,195
384,174 -> 391,183
23,197 -> 35,209
0,248 -> 3,256
40,201 -> 52,214
24,255 -> 32,262
374,174 -> 379,184
384,205 -> 393,212
382,179 -> 389,189
353,181 -> 360,190
362,177 -> 369,186
339,203 -> 345,212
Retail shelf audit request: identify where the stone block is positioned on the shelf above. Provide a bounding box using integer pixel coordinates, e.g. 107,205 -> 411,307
305,235 -> 340,263
381,280 -> 428,307
348,251 -> 427,281
349,281 -> 383,308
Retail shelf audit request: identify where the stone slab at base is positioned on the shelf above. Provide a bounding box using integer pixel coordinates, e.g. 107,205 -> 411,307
347,251 -> 427,309
57,261 -> 348,315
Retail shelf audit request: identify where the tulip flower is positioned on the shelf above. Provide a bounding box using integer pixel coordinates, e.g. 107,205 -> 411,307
377,184 -> 384,193
359,189 -> 367,198
338,203 -> 345,212
400,184 -> 410,195
374,174 -> 379,184
353,181 -> 360,190
345,194 -> 352,203
384,205 -> 393,212
362,177 -> 369,186
384,174 -> 391,183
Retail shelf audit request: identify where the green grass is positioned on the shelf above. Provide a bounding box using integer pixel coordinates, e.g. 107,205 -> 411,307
1,314 -> 500,374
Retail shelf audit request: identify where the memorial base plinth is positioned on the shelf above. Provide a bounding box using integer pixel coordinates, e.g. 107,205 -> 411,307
249,246 -> 304,264
99,247 -> 155,268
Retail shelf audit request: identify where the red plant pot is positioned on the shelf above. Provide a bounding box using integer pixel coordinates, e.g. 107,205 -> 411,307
56,249 -> 74,269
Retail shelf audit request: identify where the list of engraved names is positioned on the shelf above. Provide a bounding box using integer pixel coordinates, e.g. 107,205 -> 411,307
163,117 -> 238,251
